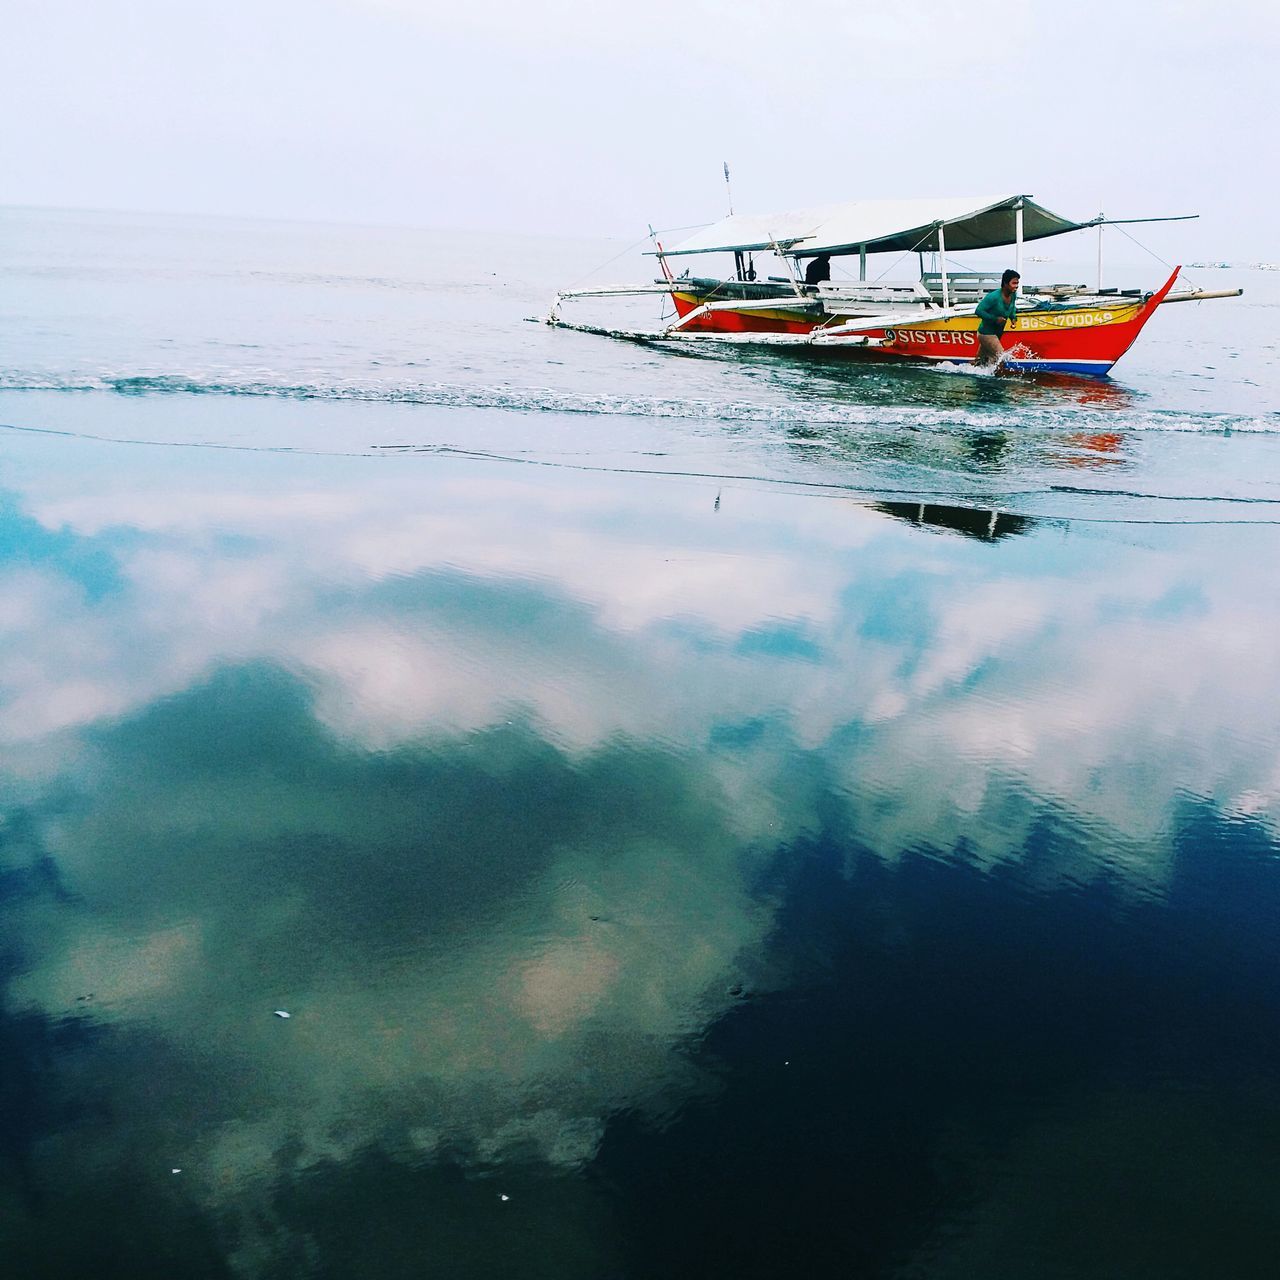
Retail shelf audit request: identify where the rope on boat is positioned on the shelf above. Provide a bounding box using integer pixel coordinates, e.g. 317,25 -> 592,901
556,219 -> 716,295
559,232 -> 655,293
871,228 -> 937,284
1110,221 -> 1204,291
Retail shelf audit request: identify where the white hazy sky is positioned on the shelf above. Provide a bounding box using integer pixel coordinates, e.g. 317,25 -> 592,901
3,1 -> 1276,255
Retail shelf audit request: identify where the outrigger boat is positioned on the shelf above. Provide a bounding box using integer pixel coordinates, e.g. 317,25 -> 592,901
547,194 -> 1241,377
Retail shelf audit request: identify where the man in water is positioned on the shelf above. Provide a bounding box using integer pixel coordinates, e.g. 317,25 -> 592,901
804,254 -> 832,286
974,269 -> 1020,367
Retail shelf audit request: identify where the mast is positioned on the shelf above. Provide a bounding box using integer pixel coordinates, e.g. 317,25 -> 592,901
1096,212 -> 1104,291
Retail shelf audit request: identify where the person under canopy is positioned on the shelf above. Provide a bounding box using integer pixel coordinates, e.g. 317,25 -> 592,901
804,254 -> 832,285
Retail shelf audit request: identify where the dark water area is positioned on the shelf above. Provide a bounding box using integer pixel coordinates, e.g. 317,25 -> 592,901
2,207 -> 1280,1277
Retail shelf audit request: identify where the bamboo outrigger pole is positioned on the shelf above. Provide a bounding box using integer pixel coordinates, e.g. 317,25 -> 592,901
770,233 -> 804,299
1160,287 -> 1244,304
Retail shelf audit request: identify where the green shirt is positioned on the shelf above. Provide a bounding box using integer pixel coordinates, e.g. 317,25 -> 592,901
975,288 -> 1018,335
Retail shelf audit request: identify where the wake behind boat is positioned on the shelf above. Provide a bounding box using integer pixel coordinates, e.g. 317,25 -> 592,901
548,194 -> 1241,378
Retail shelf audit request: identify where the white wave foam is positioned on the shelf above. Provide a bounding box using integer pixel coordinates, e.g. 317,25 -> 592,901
0,369 -> 1276,436
929,360 -> 1000,379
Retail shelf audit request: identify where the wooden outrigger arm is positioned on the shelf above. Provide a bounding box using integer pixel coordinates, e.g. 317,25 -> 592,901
810,302 -> 976,346
547,284 -> 674,324
662,295 -> 819,336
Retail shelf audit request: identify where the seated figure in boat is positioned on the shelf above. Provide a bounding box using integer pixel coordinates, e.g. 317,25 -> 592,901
974,270 -> 1020,366
804,253 -> 832,286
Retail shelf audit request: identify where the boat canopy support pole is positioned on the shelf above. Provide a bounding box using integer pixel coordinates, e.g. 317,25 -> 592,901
859,244 -> 867,281
1015,200 -> 1024,275
937,222 -> 949,308
1096,213 -> 1104,291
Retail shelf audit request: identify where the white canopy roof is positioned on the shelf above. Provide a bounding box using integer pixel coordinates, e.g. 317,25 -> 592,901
661,194 -> 1092,258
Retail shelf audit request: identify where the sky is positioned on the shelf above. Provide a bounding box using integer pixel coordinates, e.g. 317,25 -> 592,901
2,0 -> 1277,257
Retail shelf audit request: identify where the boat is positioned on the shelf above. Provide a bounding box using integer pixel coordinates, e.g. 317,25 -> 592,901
548,194 -> 1242,378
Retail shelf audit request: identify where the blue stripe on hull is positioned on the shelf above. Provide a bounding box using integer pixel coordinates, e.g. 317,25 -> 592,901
1003,359 -> 1115,378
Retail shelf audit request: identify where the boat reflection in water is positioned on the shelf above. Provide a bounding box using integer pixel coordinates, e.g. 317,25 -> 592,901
871,499 -> 1040,540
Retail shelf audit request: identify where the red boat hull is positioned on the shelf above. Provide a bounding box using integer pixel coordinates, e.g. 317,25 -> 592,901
670,270 -> 1181,376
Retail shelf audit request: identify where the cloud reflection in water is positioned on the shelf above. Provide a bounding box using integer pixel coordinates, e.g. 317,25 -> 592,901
1,436 -> 1278,1274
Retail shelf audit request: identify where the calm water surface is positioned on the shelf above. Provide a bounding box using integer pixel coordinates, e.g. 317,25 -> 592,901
1,207 -> 1279,1278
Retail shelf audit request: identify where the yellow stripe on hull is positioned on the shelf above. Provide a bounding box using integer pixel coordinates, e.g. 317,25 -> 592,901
903,304 -> 1144,335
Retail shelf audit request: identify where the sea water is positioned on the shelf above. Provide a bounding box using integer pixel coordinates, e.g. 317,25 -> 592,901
1,206 -> 1279,1278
